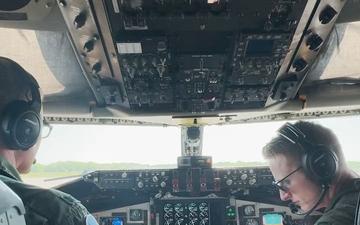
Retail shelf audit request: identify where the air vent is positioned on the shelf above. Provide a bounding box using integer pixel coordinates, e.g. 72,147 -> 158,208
292,58 -> 308,72
306,33 -> 323,51
319,5 -> 337,24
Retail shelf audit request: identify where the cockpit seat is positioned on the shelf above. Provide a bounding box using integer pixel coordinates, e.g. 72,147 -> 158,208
0,179 -> 26,225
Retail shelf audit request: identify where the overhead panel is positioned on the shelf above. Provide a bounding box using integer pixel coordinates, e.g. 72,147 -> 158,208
57,0 -> 347,117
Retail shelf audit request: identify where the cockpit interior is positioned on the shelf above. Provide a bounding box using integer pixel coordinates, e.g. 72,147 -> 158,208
1,0 -> 360,225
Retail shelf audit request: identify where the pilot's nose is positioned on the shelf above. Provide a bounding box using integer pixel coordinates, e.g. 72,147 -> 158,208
279,189 -> 292,201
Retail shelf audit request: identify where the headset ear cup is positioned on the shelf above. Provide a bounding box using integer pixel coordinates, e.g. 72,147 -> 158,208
303,146 -> 338,184
278,123 -> 339,185
1,101 -> 41,150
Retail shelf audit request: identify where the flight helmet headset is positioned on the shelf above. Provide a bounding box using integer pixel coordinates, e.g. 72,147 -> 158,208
0,58 -> 42,151
277,122 -> 338,185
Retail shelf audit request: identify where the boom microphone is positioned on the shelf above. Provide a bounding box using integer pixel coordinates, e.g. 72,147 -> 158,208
288,184 -> 329,217
288,202 -> 301,214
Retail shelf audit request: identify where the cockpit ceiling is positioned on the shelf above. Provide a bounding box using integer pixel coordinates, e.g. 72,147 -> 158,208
321,23 -> 360,80
1,0 -> 360,126
0,29 -> 66,96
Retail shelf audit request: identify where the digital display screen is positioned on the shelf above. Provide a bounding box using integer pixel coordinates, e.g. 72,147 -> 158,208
262,213 -> 283,225
173,32 -> 231,54
129,209 -> 144,222
111,217 -> 123,225
99,216 -> 124,225
245,40 -> 274,57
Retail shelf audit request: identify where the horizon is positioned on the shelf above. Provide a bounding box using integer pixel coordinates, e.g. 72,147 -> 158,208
36,116 -> 360,165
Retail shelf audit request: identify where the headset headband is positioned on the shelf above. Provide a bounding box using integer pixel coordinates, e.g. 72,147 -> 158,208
23,73 -> 41,113
277,122 -> 338,185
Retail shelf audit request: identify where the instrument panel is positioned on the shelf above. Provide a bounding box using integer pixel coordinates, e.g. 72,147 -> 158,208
57,166 -> 319,225
91,199 -> 318,225
81,167 -> 273,194
57,0 -> 342,115
106,0 -> 304,113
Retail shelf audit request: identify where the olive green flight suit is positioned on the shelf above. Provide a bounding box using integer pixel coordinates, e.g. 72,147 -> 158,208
315,180 -> 360,225
0,156 -> 91,225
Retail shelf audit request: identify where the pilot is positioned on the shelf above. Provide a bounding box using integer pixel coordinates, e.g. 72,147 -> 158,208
263,121 -> 359,225
0,57 -> 98,225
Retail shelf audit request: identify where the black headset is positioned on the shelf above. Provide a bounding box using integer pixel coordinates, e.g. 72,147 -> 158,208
277,122 -> 338,185
0,67 -> 42,151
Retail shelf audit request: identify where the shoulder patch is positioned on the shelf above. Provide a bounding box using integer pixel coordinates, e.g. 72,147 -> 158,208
86,214 -> 99,225
58,192 -> 79,206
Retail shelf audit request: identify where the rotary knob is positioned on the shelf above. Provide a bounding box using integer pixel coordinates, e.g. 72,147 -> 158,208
161,181 -> 167,188
226,179 -> 233,186
137,181 -> 144,189
249,178 -> 256,185
153,176 -> 159,183
240,174 -> 248,180
121,172 -> 127,178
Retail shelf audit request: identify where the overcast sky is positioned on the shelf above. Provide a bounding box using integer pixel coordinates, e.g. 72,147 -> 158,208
36,116 -> 360,165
